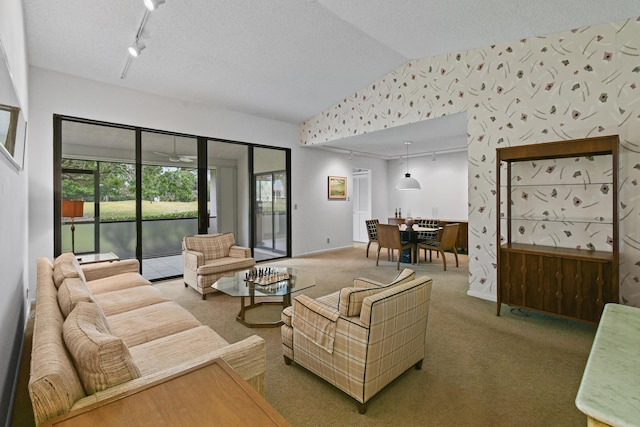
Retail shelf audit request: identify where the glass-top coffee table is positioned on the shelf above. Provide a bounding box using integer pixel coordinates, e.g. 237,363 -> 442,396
211,266 -> 315,328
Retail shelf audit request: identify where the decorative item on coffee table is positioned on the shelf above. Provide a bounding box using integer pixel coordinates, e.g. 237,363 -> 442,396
245,267 -> 290,285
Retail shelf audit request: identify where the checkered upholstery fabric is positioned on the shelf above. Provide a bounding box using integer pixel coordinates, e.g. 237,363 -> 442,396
292,295 -> 340,353
282,273 -> 432,406
352,268 -> 415,289
182,233 -> 255,298
183,233 -> 235,260
416,219 -> 439,241
365,219 -> 379,241
338,287 -> 384,317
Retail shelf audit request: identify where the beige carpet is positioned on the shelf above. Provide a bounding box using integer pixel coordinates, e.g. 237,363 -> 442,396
153,244 -> 596,427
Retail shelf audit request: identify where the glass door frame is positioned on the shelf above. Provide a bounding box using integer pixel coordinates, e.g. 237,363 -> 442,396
60,167 -> 100,254
54,115 -> 292,267
248,147 -> 291,261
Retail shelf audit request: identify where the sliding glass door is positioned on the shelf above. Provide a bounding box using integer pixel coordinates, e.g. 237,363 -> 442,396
55,116 -> 291,280
58,120 -> 137,259
140,132 -> 198,280
253,147 -> 289,261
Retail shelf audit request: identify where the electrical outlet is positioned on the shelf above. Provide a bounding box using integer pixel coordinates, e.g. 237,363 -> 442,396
327,238 -> 330,244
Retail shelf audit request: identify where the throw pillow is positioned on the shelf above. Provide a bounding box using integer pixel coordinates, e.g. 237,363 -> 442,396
63,301 -> 140,395
57,277 -> 94,318
338,287 -> 384,317
53,252 -> 87,288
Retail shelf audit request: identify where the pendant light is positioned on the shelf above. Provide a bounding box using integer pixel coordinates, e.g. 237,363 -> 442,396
395,141 -> 421,190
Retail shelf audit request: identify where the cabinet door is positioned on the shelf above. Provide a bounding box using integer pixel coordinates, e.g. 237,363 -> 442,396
500,249 -> 613,323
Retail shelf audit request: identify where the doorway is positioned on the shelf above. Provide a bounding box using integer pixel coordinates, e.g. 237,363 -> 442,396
352,169 -> 371,243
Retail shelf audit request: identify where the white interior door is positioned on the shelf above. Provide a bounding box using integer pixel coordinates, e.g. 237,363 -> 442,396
352,169 -> 371,242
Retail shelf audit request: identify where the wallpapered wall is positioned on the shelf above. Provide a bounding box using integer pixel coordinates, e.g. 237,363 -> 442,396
300,17 -> 640,306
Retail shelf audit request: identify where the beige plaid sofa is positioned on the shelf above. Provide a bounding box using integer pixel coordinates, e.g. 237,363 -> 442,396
29,253 -> 266,425
182,233 -> 256,299
281,269 -> 432,413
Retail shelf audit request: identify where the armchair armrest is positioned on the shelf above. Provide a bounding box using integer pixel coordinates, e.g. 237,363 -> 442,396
81,259 -> 140,282
292,295 -> 341,353
352,277 -> 385,289
229,245 -> 251,258
182,249 -> 205,270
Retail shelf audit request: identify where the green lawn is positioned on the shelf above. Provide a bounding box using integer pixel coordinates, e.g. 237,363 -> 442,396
81,200 -> 199,220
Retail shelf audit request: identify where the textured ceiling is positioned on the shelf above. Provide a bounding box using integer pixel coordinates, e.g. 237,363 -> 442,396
22,0 -> 640,156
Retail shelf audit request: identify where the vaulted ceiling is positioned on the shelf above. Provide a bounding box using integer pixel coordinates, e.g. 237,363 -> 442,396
22,0 -> 639,156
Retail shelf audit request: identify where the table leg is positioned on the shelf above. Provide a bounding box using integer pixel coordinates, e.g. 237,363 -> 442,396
235,295 -> 285,328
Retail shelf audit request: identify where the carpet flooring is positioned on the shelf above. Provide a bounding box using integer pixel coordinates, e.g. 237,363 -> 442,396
154,243 -> 596,426
12,244 -> 596,426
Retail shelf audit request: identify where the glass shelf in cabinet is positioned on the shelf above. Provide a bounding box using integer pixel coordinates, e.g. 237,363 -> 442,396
499,216 -> 613,224
500,182 -> 613,188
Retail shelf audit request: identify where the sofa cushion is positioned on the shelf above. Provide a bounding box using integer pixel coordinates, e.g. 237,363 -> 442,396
338,287 -> 385,317
93,285 -> 169,316
57,277 -> 94,318
184,233 -> 235,259
86,272 -> 151,295
53,252 -> 86,289
106,301 -> 202,347
128,326 -> 229,376
63,301 -> 141,395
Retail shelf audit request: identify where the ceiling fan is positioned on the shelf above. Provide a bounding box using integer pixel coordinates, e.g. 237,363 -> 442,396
153,137 -> 196,163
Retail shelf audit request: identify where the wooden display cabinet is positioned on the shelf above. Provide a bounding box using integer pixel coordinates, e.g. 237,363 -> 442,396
496,136 -> 619,324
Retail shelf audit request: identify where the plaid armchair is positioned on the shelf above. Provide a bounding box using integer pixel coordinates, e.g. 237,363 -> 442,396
182,233 -> 255,299
281,269 -> 432,413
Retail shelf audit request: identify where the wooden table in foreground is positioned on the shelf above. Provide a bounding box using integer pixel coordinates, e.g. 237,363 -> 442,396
42,358 -> 291,427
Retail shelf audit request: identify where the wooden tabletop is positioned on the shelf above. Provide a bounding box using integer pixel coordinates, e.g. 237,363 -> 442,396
43,358 -> 291,427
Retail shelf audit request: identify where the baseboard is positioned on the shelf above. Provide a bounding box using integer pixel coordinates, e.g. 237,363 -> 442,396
466,289 -> 497,302
295,245 -> 354,258
4,302 -> 28,427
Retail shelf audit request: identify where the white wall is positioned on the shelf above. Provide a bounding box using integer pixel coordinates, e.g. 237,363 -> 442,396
27,67 -> 381,290
0,0 -> 29,424
388,150 -> 468,221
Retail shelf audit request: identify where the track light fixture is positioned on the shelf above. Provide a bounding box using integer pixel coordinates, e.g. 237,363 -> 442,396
144,0 -> 166,11
128,41 -> 145,57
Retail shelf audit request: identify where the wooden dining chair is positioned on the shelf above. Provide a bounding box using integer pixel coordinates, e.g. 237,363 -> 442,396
365,219 -> 380,258
376,223 -> 414,270
417,223 -> 460,271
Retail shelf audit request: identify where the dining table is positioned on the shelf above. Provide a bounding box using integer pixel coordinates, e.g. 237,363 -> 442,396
397,223 -> 440,263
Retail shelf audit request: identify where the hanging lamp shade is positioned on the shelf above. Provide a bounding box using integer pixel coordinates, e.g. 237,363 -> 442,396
395,141 -> 421,190
396,173 -> 421,190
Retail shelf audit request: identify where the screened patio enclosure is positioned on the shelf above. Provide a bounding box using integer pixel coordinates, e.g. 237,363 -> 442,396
55,116 -> 291,281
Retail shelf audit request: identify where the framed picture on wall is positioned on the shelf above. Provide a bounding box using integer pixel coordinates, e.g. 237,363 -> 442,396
328,175 -> 347,199
0,37 -> 27,171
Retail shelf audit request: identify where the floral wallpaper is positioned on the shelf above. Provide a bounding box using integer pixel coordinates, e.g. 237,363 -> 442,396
501,155 -> 613,250
300,17 -> 640,306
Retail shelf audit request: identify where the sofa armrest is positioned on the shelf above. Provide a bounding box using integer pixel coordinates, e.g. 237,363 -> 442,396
70,335 -> 267,410
81,259 -> 140,282
213,335 -> 266,390
183,249 -> 204,270
229,245 -> 251,258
